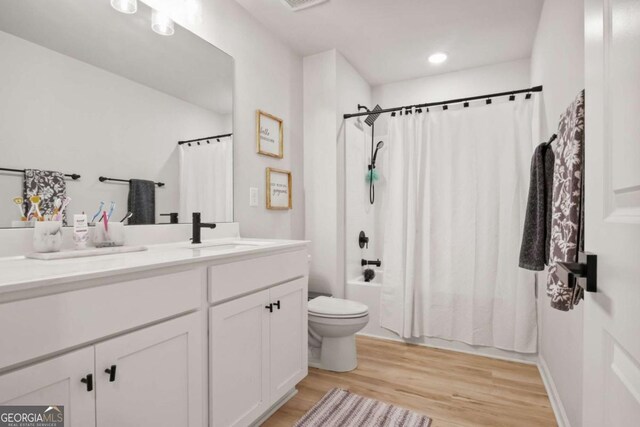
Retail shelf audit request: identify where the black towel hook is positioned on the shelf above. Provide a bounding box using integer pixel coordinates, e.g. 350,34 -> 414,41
545,134 -> 558,147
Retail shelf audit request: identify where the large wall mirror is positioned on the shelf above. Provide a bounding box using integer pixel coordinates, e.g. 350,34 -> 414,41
0,0 -> 234,228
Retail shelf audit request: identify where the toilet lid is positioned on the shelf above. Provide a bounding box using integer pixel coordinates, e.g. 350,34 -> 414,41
308,296 -> 368,317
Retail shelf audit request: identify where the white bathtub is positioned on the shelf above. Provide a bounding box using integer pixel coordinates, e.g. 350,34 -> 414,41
350,269 -> 383,286
345,270 -> 399,339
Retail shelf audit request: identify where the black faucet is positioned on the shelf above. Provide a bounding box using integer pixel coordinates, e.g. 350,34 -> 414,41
361,259 -> 382,267
191,212 -> 216,244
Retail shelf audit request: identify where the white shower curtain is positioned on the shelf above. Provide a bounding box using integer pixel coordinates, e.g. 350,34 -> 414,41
179,138 -> 233,223
380,99 -> 537,353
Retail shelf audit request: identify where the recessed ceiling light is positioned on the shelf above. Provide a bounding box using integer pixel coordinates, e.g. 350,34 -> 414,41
151,9 -> 175,36
110,0 -> 137,14
428,52 -> 447,64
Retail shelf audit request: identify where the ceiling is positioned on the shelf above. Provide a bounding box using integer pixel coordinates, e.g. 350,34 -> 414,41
233,0 -> 544,86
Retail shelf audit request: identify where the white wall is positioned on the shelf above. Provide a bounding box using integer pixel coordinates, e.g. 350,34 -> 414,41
304,49 -> 371,297
304,50 -> 338,296
530,0 -> 585,426
0,30 -> 229,226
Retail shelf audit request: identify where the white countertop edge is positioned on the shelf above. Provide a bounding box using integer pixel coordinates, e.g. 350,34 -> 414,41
0,238 -> 310,295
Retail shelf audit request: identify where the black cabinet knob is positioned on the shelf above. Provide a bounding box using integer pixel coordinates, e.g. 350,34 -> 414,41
80,374 -> 93,392
265,303 -> 273,313
105,365 -> 117,382
273,300 -> 281,310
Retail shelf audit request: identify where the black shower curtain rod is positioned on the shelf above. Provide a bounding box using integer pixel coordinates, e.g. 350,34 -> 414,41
178,132 -> 233,145
343,85 -> 543,119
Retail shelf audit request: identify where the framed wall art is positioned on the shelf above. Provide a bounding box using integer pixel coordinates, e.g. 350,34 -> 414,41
266,168 -> 292,210
256,110 -> 283,158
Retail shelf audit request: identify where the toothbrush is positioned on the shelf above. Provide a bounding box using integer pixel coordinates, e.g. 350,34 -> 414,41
102,211 -> 109,233
107,201 -> 115,220
52,198 -> 62,217
55,196 -> 71,221
91,201 -> 104,224
120,211 -> 133,223
28,195 -> 42,221
12,197 -> 26,220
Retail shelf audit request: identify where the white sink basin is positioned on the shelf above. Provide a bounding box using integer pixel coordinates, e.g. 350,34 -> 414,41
186,240 -> 274,252
26,245 -> 148,260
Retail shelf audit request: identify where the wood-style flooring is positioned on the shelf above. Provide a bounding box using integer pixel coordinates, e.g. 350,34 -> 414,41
263,336 -> 557,426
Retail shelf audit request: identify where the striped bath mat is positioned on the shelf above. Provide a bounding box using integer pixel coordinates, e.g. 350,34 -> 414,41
294,388 -> 432,426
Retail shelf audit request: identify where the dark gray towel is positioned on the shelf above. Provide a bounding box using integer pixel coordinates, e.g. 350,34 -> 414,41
127,179 -> 156,225
519,143 -> 555,271
24,169 -> 67,225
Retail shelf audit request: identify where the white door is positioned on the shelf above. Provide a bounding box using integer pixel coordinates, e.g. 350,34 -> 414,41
209,289 -> 270,427
0,347 -> 95,427
269,278 -> 308,402
95,313 -> 203,427
584,0 -> 640,425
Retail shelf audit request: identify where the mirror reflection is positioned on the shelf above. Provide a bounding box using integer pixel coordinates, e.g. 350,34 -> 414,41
0,0 -> 234,228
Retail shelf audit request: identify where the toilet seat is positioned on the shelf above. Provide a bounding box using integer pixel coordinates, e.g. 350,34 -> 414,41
308,296 -> 368,318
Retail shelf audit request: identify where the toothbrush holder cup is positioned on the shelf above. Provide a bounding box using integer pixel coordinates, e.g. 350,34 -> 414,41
93,222 -> 125,247
33,221 -> 63,253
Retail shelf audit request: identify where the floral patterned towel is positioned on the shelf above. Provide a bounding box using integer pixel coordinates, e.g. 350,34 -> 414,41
546,90 -> 585,311
24,169 -> 67,225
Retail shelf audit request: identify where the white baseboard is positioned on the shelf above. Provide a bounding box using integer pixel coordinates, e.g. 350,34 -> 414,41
537,355 -> 571,427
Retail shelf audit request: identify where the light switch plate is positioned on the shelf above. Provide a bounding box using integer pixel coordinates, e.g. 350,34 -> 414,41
249,187 -> 258,207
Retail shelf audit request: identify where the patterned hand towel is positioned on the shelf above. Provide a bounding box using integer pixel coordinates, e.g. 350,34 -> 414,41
547,90 -> 585,311
519,142 -> 555,270
127,179 -> 156,225
23,169 -> 67,225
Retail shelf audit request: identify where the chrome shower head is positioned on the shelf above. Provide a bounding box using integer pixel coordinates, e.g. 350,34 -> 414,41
364,104 -> 382,127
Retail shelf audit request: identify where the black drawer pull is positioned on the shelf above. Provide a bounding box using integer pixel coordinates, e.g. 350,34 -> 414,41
105,365 -> 117,382
81,374 -> 93,392
265,303 -> 273,313
273,300 -> 281,310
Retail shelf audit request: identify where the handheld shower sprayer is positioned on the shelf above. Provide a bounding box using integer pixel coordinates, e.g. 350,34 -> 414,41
370,141 -> 384,169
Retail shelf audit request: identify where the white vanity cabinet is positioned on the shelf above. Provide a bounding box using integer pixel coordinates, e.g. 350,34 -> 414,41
208,250 -> 308,427
0,241 -> 309,427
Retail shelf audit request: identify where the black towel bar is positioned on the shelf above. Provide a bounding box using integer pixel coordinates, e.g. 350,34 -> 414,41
556,252 -> 597,293
98,176 -> 165,187
0,167 -> 80,180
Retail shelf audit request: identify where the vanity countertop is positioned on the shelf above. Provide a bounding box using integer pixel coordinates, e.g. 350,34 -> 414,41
0,238 -> 308,295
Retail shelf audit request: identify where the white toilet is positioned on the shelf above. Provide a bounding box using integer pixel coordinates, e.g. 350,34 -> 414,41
308,296 -> 369,372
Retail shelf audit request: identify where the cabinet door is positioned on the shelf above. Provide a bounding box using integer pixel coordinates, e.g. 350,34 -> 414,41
95,312 -> 203,427
209,289 -> 270,427
0,347 -> 95,427
269,278 -> 308,402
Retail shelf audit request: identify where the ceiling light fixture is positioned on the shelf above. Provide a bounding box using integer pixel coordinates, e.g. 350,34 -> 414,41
151,9 -> 175,36
110,0 -> 137,14
428,52 -> 448,64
